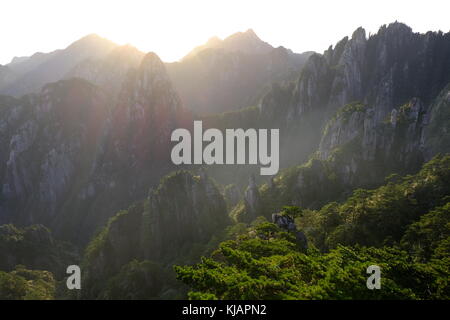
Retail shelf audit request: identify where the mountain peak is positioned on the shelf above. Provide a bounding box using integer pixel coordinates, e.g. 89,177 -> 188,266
183,28 -> 273,60
244,28 -> 258,37
351,27 -> 366,41
225,28 -> 262,42
138,52 -> 170,85
66,33 -> 116,51
142,52 -> 164,66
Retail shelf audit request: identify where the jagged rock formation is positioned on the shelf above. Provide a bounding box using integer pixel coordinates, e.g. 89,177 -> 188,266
243,175 -> 262,222
258,22 -> 450,166
82,170 -> 229,298
232,82 -> 449,222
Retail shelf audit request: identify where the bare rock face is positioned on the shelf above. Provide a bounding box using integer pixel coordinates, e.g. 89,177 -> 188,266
103,52 -> 187,168
243,175 -> 262,222
259,22 -> 450,146
224,184 -> 241,209
423,84 -> 450,159
328,27 -> 367,111
318,96 -> 432,187
0,79 -> 108,226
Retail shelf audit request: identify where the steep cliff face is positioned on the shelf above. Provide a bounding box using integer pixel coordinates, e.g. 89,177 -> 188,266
243,175 -> 262,222
233,63 -> 449,223
423,83 -> 450,158
0,79 -> 109,226
99,52 -> 187,169
82,170 -> 229,298
63,53 -> 192,242
233,84 -> 448,222
258,22 -> 450,161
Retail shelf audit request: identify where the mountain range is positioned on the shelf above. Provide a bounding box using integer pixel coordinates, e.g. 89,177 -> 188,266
0,22 -> 449,300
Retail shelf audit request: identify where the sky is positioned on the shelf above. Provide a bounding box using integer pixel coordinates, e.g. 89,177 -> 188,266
1,0 -> 449,65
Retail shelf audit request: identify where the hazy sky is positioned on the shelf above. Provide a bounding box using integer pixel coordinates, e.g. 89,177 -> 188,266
1,0 -> 449,65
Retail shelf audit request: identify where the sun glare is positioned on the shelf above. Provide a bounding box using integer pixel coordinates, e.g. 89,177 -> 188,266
0,0 -> 449,64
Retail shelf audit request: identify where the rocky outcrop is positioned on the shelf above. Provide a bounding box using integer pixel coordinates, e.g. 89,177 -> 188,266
271,214 -> 307,249
259,22 -> 450,149
318,95 -> 433,184
253,22 -> 450,188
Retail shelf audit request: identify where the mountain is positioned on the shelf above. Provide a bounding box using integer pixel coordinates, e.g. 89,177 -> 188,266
0,34 -> 117,96
0,78 -> 110,227
175,156 -> 450,300
167,30 -> 314,115
210,22 -> 450,221
65,44 -> 145,99
0,22 -> 449,300
81,170 -> 229,299
183,29 -> 274,59
0,65 -> 16,88
259,23 -> 450,127
0,52 -> 190,243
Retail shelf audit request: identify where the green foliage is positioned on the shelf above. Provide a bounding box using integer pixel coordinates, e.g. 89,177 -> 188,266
0,224 -> 78,278
297,155 -> 450,251
0,265 -> 55,300
81,170 -> 230,299
176,156 -> 450,300
99,260 -> 178,300
401,203 -> 450,261
279,206 -> 303,218
335,101 -> 367,122
175,221 -> 448,299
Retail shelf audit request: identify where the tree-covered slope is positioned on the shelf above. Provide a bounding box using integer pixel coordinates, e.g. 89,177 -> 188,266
175,155 -> 450,299
0,265 -> 55,300
81,170 -> 230,299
